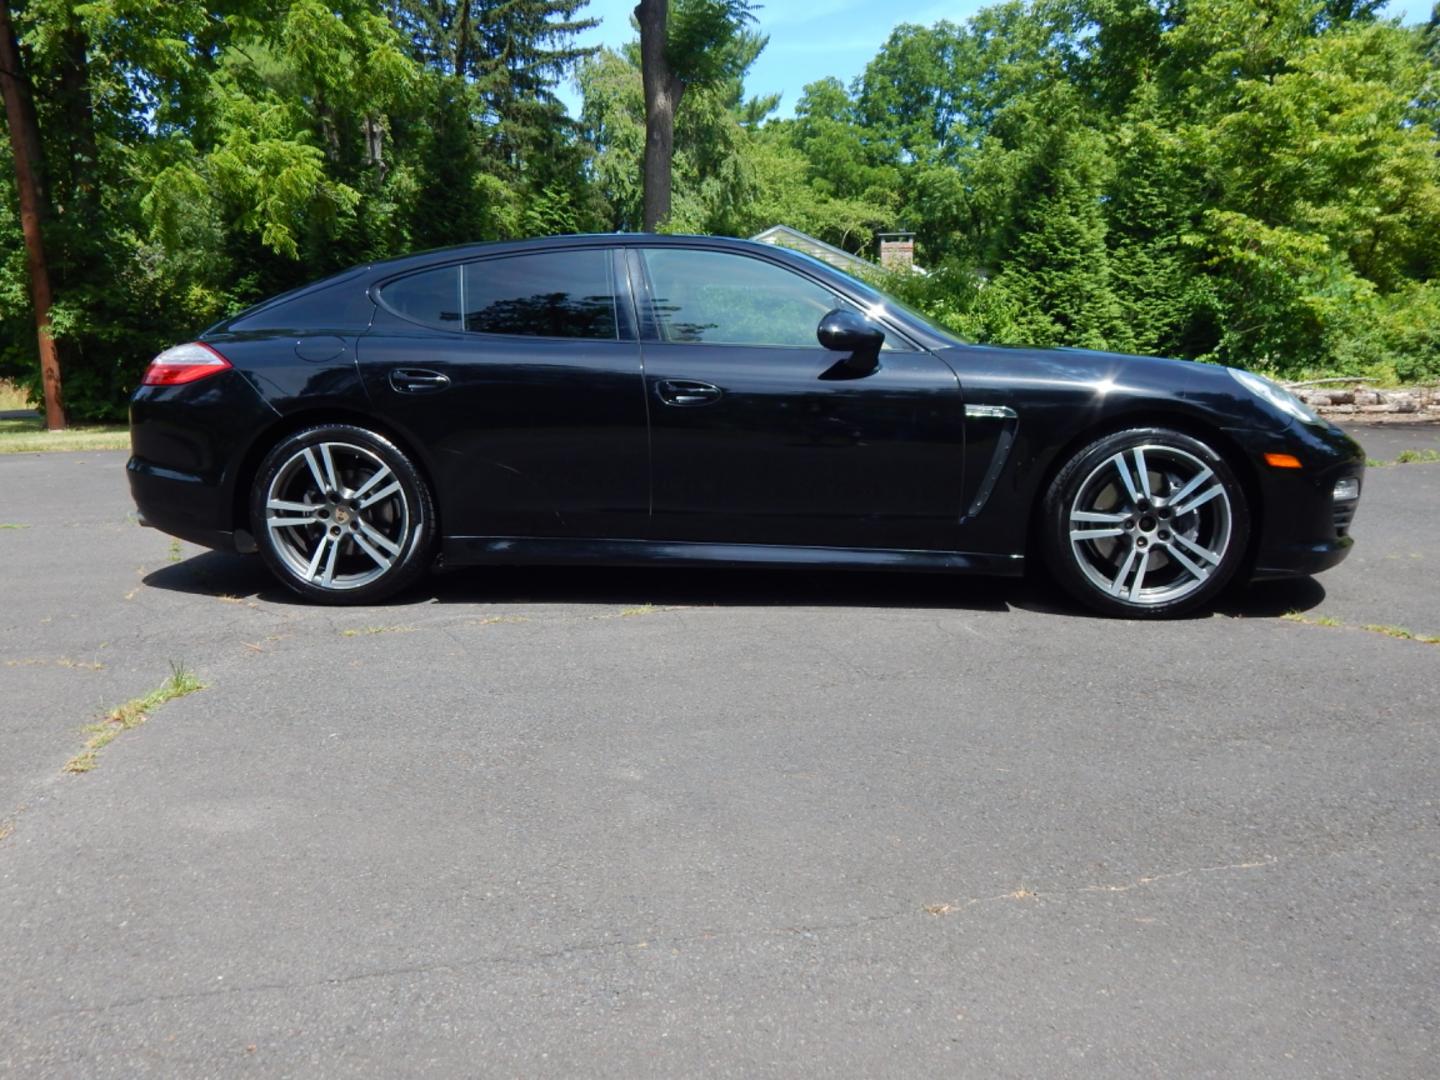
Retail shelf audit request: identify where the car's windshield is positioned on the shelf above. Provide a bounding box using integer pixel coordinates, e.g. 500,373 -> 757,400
785,250 -> 963,343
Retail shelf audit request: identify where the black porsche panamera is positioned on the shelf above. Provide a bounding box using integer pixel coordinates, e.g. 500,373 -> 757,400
128,233 -> 1364,616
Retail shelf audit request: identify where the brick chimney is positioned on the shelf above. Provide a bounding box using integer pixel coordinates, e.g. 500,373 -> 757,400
877,231 -> 915,271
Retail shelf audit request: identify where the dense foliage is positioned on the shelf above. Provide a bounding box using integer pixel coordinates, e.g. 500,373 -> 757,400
2,0 -> 1437,420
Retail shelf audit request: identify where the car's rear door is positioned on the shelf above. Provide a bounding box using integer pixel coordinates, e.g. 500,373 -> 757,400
357,246 -> 648,540
630,245 -> 966,550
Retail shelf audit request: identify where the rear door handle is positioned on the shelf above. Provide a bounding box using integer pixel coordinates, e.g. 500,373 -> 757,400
389,368 -> 450,394
657,379 -> 722,407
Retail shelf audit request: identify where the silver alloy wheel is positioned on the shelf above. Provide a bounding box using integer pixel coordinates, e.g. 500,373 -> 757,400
1067,443 -> 1233,606
263,441 -> 410,591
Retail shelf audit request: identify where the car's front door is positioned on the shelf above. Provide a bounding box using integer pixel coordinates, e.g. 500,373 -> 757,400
631,246 -> 966,550
358,247 -> 648,540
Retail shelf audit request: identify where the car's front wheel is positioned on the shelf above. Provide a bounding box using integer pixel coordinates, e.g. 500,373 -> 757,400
1041,427 -> 1250,617
250,424 -> 434,604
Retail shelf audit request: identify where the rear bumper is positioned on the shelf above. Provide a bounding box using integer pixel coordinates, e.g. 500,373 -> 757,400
129,458 -> 241,552
127,368 -> 278,552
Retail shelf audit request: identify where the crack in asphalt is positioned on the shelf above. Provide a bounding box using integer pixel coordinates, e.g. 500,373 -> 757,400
27,855 -> 1285,1022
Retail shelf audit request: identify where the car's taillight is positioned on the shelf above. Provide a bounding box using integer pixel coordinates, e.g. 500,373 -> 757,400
141,342 -> 233,386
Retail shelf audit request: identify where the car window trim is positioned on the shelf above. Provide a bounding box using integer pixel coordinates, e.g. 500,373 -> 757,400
627,243 -> 920,353
371,245 -> 635,343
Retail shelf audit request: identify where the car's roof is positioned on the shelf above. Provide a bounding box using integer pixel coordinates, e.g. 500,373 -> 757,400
365,232 -> 781,274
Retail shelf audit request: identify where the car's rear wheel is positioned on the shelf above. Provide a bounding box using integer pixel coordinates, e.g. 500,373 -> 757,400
250,425 -> 434,604
1041,427 -> 1250,618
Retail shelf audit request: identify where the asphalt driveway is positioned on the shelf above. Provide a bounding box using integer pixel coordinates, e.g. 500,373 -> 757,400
2,421 -> 1437,1077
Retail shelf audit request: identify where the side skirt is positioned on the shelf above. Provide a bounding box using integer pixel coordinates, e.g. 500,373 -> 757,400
442,537 -> 1026,577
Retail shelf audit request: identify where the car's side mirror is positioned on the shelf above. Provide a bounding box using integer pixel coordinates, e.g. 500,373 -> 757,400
816,308 -> 883,377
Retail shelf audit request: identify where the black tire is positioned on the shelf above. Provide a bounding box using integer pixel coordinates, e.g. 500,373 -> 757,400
249,424 -> 435,604
1040,427 -> 1250,618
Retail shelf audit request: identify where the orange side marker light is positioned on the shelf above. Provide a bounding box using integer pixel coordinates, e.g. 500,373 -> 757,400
1264,452 -> 1303,469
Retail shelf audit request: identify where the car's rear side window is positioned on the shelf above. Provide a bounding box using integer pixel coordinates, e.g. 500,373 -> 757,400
380,251 -> 619,340
380,266 -> 462,329
462,251 -> 617,340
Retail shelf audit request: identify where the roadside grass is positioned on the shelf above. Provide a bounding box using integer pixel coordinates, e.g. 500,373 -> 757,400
0,415 -> 129,454
63,663 -> 205,774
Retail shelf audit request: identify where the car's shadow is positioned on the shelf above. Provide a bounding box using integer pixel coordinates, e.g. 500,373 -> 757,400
143,551 -> 1327,621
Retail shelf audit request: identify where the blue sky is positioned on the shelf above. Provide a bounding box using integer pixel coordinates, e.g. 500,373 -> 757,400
557,0 -> 1432,119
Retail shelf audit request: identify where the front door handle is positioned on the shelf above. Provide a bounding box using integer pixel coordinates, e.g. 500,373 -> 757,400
657,379 -> 722,407
389,368 -> 451,394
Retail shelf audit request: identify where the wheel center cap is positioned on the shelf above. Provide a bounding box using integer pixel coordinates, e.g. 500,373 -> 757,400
333,506 -> 350,525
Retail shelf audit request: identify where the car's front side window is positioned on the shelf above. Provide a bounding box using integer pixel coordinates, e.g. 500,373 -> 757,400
640,248 -> 852,349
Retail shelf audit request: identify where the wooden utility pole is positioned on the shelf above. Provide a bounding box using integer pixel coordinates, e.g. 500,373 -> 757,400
635,0 -> 681,232
0,0 -> 66,429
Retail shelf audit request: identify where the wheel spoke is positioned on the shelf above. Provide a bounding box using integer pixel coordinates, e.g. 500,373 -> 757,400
318,535 -> 342,586
1071,510 -> 1127,524
318,443 -> 341,493
1175,483 -> 1224,517
1166,543 -> 1210,582
352,532 -> 395,572
304,534 -> 333,581
301,449 -> 328,494
1109,545 -> 1140,596
1169,465 -> 1214,509
1134,448 -> 1153,501
1111,453 -> 1142,502
267,516 -> 320,530
1127,550 -> 1151,601
267,498 -> 319,514
358,480 -> 402,510
351,464 -> 393,502
357,518 -> 401,556
1171,531 -> 1223,566
1072,527 -> 1124,541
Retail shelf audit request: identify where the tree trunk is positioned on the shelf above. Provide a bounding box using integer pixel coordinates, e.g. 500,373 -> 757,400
0,0 -> 65,429
636,0 -> 683,232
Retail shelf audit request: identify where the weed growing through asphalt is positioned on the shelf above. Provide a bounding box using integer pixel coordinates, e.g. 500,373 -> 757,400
1282,611 -> 1342,627
340,625 -> 415,637
1361,623 -> 1440,644
0,523 -> 30,530
1395,448 -> 1440,464
1283,611 -> 1438,644
168,539 -> 182,563
63,663 -> 206,774
1366,448 -> 1440,467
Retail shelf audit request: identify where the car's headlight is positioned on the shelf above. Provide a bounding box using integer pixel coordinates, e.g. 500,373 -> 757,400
1227,368 -> 1322,426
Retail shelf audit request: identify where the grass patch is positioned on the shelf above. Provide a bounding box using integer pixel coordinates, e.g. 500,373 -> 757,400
0,523 -> 31,530
0,415 -> 129,454
168,539 -> 182,563
339,624 -> 415,637
63,663 -> 205,774
619,604 -> 657,617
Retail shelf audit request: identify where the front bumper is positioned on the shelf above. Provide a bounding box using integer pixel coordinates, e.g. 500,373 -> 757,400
1229,419 -> 1365,581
